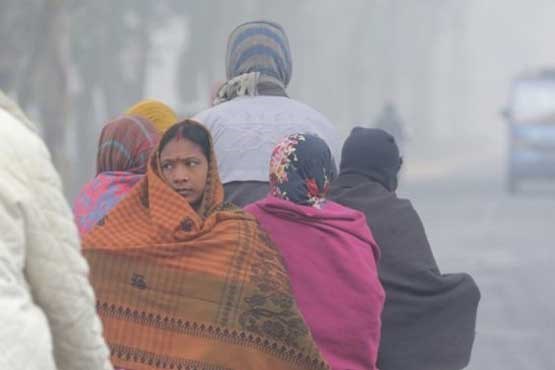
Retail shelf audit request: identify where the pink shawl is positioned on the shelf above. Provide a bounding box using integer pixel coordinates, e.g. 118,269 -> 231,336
73,171 -> 143,235
245,196 -> 385,370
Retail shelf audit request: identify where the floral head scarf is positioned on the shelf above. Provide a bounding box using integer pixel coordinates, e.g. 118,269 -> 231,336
269,133 -> 336,208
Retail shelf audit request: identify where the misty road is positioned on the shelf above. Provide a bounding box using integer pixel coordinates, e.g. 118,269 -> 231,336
401,142 -> 555,370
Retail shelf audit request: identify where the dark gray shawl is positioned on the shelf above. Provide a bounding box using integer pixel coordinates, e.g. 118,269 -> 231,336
223,181 -> 269,208
329,173 -> 480,370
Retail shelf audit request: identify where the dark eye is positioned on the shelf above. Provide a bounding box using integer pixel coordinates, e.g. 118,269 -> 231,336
187,160 -> 199,168
162,162 -> 173,171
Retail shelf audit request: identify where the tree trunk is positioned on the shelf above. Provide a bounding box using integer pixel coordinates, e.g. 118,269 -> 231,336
19,0 -> 70,182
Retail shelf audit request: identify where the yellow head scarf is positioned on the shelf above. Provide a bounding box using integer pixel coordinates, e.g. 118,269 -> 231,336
126,99 -> 177,133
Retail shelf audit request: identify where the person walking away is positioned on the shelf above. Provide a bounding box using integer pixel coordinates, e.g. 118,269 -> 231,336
0,90 -> 113,370
194,20 -> 342,207
245,133 -> 385,370
73,115 -> 160,236
374,102 -> 406,151
328,127 -> 480,370
126,99 -> 178,133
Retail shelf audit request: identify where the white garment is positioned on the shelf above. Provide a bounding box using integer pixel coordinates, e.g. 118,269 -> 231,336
194,96 -> 342,184
0,93 -> 113,370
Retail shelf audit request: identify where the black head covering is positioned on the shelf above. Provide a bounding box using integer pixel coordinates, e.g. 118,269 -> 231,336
339,127 -> 402,191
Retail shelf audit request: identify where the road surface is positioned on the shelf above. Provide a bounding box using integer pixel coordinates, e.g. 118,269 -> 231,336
401,139 -> 555,370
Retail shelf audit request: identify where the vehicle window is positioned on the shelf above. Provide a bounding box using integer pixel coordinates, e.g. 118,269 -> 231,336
512,80 -> 555,121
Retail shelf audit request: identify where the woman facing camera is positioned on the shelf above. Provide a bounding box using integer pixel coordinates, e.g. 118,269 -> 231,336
82,120 -> 328,370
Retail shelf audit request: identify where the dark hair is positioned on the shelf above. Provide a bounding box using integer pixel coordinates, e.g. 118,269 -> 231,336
159,120 -> 211,161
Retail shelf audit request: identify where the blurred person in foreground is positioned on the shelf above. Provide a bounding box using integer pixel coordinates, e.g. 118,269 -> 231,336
245,133 -> 385,370
194,20 -> 342,207
0,90 -> 113,370
82,120 -> 328,370
126,98 -> 178,133
73,115 -> 160,236
328,127 -> 481,370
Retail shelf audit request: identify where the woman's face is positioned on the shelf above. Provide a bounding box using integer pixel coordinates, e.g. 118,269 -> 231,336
160,137 -> 209,209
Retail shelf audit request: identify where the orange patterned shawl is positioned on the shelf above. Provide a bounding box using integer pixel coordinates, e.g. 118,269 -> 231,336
82,121 -> 328,370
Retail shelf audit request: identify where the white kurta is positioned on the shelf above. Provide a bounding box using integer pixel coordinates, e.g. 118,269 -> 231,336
194,95 -> 342,184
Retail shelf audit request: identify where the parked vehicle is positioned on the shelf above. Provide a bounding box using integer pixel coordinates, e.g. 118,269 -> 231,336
503,69 -> 555,193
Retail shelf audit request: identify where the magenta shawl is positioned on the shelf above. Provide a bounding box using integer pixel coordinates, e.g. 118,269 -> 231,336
245,196 -> 385,370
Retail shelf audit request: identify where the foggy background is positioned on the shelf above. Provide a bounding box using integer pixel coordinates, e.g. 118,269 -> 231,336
1,1 -> 554,369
